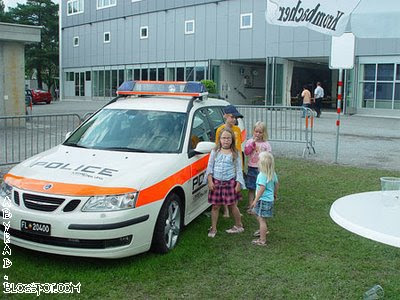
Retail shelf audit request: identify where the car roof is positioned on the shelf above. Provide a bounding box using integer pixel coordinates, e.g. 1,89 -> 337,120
105,96 -> 230,113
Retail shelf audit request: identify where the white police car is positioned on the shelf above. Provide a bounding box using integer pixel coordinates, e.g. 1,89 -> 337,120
0,81 -> 245,258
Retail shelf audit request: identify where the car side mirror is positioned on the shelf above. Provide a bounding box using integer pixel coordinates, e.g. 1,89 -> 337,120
194,141 -> 215,154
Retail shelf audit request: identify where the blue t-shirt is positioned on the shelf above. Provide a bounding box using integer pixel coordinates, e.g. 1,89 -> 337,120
256,172 -> 278,202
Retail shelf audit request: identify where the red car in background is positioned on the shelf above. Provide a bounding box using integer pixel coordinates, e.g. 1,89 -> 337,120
26,89 -> 52,104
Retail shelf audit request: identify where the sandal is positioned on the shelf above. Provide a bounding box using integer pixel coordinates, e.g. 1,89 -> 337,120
251,239 -> 267,246
225,225 -> 244,234
208,227 -> 217,238
253,230 -> 270,237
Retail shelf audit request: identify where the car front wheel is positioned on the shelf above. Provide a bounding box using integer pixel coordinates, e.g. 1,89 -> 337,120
151,193 -> 182,254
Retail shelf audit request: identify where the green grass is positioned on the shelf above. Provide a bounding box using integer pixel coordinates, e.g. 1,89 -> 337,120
3,158 -> 400,299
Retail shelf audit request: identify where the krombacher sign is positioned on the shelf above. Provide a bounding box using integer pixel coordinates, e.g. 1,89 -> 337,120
266,0 -> 361,36
276,1 -> 344,32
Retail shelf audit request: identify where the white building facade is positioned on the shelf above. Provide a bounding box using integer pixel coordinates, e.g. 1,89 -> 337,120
60,0 -> 400,116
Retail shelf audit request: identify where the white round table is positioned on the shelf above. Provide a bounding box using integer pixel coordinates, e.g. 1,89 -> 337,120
330,191 -> 400,248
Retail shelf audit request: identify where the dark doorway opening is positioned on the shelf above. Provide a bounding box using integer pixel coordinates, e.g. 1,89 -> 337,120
291,66 -> 332,108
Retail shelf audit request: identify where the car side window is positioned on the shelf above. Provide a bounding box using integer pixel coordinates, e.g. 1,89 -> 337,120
204,107 -> 224,142
189,109 -> 212,151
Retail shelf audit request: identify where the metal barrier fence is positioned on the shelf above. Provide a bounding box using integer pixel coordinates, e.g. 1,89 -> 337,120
236,105 -> 316,157
0,106 -> 315,166
0,114 -> 81,166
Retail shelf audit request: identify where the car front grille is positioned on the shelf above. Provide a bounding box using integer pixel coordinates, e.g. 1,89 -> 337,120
14,191 -> 20,206
23,193 -> 65,212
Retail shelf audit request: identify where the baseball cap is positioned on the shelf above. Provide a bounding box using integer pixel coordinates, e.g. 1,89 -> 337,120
223,105 -> 243,118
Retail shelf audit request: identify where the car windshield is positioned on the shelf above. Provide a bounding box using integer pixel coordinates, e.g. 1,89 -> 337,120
64,109 -> 186,153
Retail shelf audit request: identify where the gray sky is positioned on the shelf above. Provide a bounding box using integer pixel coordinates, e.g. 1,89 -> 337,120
4,0 -> 59,10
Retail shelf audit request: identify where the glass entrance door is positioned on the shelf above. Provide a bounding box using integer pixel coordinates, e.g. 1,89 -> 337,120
74,72 -> 85,97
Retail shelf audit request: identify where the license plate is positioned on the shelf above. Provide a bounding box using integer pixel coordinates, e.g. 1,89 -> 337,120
21,220 -> 51,236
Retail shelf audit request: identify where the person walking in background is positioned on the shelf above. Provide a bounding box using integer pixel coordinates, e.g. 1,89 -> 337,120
314,82 -> 324,118
204,128 -> 245,238
215,104 -> 244,218
301,85 -> 312,118
249,151 -> 279,246
244,121 -> 271,214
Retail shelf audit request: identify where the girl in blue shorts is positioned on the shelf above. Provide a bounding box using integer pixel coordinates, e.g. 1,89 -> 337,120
250,151 -> 279,246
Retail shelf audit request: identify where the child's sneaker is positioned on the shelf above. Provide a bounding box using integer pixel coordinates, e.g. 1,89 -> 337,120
251,239 -> 267,246
208,228 -> 217,238
253,230 -> 270,237
225,225 -> 244,234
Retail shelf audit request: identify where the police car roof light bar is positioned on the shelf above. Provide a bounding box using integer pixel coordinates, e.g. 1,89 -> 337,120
117,80 -> 208,98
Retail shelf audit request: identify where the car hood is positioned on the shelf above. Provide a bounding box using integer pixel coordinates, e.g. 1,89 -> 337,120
5,145 -> 183,196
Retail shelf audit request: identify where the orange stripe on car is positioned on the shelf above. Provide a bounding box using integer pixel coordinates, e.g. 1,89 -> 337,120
4,174 -> 136,197
136,154 -> 209,207
4,154 -> 210,206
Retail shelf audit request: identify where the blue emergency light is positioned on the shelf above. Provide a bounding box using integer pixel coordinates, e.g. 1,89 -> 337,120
117,81 -> 208,98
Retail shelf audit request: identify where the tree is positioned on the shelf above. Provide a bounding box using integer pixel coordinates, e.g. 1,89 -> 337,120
5,0 -> 58,91
0,0 -> 12,22
201,80 -> 217,94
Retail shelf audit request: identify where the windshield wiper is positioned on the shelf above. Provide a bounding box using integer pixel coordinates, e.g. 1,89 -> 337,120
102,147 -> 149,153
63,143 -> 88,148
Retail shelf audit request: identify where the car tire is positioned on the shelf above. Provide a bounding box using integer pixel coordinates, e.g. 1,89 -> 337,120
151,193 -> 182,254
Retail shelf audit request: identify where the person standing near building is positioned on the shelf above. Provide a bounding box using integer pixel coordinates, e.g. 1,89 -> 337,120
314,82 -> 324,118
301,85 -> 312,118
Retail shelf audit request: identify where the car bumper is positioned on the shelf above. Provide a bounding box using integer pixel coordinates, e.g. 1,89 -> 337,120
1,195 -> 163,259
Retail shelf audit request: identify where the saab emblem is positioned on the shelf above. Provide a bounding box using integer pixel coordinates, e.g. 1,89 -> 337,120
43,184 -> 53,191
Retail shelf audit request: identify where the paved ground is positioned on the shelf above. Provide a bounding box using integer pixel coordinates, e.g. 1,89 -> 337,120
1,100 -> 399,177
270,111 -> 400,171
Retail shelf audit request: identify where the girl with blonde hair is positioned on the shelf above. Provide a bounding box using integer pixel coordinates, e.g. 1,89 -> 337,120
244,121 -> 271,214
249,151 -> 279,246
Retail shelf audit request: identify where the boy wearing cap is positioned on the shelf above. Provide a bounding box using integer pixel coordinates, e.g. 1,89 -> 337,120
215,105 -> 243,153
215,105 -> 244,218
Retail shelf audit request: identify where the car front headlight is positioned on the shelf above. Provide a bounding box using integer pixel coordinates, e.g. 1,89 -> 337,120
0,182 -> 12,200
82,192 -> 138,212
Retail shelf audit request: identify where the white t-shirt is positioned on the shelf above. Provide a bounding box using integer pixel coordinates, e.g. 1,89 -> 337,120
314,86 -> 324,99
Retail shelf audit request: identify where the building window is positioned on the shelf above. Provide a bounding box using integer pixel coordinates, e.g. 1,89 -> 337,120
73,36 -> 79,47
67,0 -> 84,16
186,67 -> 194,81
134,69 -> 140,80
66,72 -> 74,81
141,69 -> 148,80
140,26 -> 148,39
104,32 -> 110,43
185,20 -> 195,35
86,71 -> 91,81
150,68 -> 156,80
132,0 -> 142,2
358,62 -> 400,109
195,66 -> 205,81
240,13 -> 253,29
158,68 -> 165,81
97,0 -> 116,9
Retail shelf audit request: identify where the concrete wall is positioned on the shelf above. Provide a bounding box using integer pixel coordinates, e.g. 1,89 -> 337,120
0,42 -> 25,116
0,22 -> 41,116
